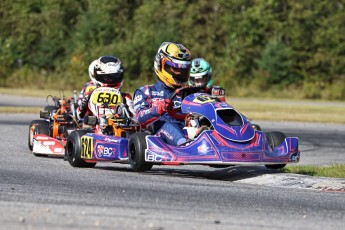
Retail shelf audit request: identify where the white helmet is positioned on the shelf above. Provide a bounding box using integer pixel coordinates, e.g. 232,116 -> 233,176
88,56 -> 124,88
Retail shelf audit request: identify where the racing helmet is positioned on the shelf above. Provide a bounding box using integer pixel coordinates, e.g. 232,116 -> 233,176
154,42 -> 192,88
88,56 -> 124,88
189,58 -> 213,88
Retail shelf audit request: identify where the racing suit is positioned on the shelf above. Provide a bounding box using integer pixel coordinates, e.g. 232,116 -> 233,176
77,81 -> 96,106
133,80 -> 187,146
78,87 -> 135,119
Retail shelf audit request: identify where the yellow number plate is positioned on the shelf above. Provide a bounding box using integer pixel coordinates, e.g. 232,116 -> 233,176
193,96 -> 216,104
81,136 -> 93,159
91,91 -> 122,106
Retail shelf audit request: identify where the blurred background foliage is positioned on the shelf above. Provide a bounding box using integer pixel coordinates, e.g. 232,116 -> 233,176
0,0 -> 344,99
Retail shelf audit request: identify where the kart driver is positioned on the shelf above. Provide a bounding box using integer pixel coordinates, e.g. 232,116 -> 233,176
133,42 -> 192,146
77,55 -> 134,119
189,58 -> 226,101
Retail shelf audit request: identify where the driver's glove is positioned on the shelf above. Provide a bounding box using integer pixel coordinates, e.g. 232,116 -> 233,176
156,98 -> 172,115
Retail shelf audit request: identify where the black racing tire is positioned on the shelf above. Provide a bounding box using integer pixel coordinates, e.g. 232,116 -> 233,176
128,132 -> 153,172
209,165 -> 232,168
28,120 -> 50,151
265,131 -> 287,169
65,129 -> 96,168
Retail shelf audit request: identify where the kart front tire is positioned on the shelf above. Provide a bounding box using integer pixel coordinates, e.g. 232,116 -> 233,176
65,130 -> 96,168
209,165 -> 232,169
28,120 -> 50,151
265,131 -> 287,169
128,132 -> 153,172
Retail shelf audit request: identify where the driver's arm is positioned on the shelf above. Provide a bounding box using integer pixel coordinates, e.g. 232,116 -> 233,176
133,87 -> 161,128
77,90 -> 93,118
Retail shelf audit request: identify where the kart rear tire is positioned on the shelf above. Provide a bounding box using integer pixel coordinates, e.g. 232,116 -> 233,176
128,132 -> 153,172
28,120 -> 50,151
265,131 -> 287,169
65,130 -> 96,168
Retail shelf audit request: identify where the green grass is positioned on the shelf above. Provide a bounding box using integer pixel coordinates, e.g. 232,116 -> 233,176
230,100 -> 345,124
281,164 -> 345,178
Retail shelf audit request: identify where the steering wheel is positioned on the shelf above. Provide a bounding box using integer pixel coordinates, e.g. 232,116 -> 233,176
165,86 -> 207,111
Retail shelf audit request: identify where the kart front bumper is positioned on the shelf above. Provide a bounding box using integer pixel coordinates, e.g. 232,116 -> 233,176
32,134 -> 65,156
145,132 -> 300,166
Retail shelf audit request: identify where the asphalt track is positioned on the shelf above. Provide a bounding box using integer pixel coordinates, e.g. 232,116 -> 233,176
0,96 -> 345,229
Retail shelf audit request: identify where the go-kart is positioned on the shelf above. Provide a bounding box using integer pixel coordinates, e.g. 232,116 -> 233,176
64,87 -> 139,167
28,91 -> 80,157
127,87 -> 300,172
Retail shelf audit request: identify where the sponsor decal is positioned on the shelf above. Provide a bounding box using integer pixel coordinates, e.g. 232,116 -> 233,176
197,143 -> 213,154
97,145 -> 104,156
42,141 -> 56,146
157,129 -> 173,140
220,102 -> 230,107
151,91 -> 164,97
36,136 -> 49,140
96,143 -> 117,158
147,153 -> 163,162
133,95 -> 142,104
146,150 -> 171,162
139,108 -> 153,116
94,87 -> 120,93
173,100 -> 181,108
134,104 -> 143,111
54,148 -> 63,153
151,98 -> 164,107
104,137 -> 121,143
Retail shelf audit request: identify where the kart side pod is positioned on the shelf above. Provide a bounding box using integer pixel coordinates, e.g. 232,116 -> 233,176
78,133 -> 129,161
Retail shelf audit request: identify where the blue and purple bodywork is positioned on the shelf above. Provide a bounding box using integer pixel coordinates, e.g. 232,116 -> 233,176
80,133 -> 129,163
144,93 -> 300,166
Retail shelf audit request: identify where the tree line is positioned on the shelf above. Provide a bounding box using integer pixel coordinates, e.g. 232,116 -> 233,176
0,0 -> 344,99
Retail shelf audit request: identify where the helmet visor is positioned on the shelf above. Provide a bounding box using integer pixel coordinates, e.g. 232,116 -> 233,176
164,60 -> 191,84
95,72 -> 123,85
189,73 -> 211,87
